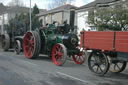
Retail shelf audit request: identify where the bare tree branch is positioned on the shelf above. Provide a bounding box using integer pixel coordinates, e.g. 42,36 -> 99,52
7,0 -> 25,7
48,0 -> 73,9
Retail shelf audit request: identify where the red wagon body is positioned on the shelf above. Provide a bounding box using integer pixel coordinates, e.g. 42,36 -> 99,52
80,31 -> 128,52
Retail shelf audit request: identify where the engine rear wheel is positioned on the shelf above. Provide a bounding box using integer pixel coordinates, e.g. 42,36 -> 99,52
52,43 -> 67,66
23,31 -> 40,59
109,61 -> 127,73
88,51 -> 110,76
1,34 -> 10,51
15,40 -> 21,54
72,47 -> 86,64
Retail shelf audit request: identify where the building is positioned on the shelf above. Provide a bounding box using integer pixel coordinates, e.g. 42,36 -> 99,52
38,4 -> 77,26
0,3 -> 7,35
0,3 -> 46,35
76,0 -> 126,33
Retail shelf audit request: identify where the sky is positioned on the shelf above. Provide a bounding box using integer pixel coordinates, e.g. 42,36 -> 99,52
0,0 -> 95,9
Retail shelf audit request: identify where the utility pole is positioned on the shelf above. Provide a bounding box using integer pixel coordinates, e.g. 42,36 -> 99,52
30,0 -> 32,31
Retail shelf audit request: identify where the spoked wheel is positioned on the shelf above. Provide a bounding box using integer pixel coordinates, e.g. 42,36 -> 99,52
72,46 -> 86,64
52,43 -> 67,66
15,40 -> 21,54
88,51 -> 110,76
23,31 -> 40,59
109,61 -> 127,73
1,34 -> 10,51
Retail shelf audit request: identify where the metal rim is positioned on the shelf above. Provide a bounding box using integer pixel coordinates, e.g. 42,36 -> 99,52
1,35 -> 5,48
88,51 -> 110,76
24,32 -> 35,58
1,34 -> 10,51
109,61 -> 127,73
15,40 -> 21,54
52,43 -> 67,66
72,47 -> 86,64
24,31 -> 40,59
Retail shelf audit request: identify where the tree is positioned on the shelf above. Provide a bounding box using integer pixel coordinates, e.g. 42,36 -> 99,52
8,4 -> 42,33
7,0 -> 25,7
32,4 -> 39,15
48,0 -> 74,9
8,13 -> 26,35
31,4 -> 41,30
88,4 -> 128,31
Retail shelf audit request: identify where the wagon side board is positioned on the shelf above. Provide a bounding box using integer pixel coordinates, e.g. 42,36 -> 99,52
80,31 -> 128,53
115,32 -> 128,52
80,31 -> 115,51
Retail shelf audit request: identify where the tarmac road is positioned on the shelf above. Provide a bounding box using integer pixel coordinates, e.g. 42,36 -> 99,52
0,49 -> 128,85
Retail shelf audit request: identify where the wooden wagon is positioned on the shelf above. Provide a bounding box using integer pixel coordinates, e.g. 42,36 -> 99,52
80,31 -> 128,76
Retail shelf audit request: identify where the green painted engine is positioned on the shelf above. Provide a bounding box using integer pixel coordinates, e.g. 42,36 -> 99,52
39,23 -> 79,55
23,10 -> 86,66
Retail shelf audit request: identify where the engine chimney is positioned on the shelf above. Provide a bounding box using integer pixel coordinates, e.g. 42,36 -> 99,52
70,9 -> 75,27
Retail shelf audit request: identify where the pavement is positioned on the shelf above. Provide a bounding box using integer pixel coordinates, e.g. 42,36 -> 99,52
0,49 -> 128,85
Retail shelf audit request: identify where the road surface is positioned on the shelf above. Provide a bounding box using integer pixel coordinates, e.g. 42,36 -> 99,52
0,49 -> 128,85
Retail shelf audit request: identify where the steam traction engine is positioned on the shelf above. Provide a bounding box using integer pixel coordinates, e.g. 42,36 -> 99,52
80,31 -> 128,76
23,11 -> 86,66
1,28 -> 24,54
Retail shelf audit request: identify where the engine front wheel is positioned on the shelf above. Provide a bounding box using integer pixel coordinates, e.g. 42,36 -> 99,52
52,43 -> 67,66
15,40 -> 21,54
88,51 -> 110,76
72,47 -> 87,64
23,31 -> 40,59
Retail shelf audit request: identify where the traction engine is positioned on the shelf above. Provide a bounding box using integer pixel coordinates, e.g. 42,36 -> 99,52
23,10 -> 86,66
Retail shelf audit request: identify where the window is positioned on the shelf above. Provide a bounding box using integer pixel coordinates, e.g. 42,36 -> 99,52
51,14 -> 55,23
91,27 -> 97,31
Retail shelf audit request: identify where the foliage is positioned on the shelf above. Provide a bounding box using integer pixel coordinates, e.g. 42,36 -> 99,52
31,4 -> 41,30
88,5 -> 128,31
82,28 -> 86,31
8,4 -> 42,34
8,13 -> 26,35
33,4 -> 39,15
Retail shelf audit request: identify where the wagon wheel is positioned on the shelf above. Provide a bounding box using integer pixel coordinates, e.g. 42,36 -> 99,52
109,61 -> 127,73
88,51 -> 110,76
1,34 -> 10,51
23,31 -> 40,59
52,43 -> 67,66
72,46 -> 87,64
15,40 -> 21,54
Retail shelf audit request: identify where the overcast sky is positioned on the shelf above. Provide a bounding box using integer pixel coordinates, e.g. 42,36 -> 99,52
0,0 -> 95,9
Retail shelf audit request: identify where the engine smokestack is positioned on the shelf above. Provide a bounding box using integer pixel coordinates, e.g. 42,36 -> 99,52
70,9 -> 75,27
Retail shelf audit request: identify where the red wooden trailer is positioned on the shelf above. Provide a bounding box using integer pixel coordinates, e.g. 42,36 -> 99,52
80,31 -> 128,76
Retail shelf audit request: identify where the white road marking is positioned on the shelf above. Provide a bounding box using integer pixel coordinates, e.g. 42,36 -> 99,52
19,60 -> 37,66
56,71 -> 96,85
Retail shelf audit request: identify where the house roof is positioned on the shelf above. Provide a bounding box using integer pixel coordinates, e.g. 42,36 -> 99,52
38,4 -> 77,16
77,0 -> 119,10
0,3 -> 46,15
6,6 -> 46,14
0,3 -> 7,14
7,6 -> 30,13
